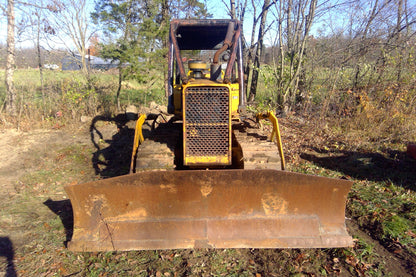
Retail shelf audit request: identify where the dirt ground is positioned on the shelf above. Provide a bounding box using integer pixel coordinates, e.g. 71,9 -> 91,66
0,114 -> 415,276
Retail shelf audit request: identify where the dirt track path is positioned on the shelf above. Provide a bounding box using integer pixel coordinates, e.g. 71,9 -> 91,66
0,127 -> 93,196
0,129 -> 60,197
0,123 -> 119,276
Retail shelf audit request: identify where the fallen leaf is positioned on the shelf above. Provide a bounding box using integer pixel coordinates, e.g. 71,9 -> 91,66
406,230 -> 416,238
393,248 -> 403,254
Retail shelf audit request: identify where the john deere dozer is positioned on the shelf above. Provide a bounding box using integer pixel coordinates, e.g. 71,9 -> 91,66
65,19 -> 353,251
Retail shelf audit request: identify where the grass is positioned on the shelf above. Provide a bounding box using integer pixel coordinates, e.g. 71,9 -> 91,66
0,68 -> 165,129
350,180 -> 416,248
294,153 -> 416,249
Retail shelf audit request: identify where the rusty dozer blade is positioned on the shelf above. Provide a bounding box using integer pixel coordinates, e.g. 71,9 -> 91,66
65,170 -> 353,252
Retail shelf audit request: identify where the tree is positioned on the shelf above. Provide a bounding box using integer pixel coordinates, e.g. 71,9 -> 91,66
24,0 -> 55,114
222,0 -> 274,103
48,0 -> 93,76
170,0 -> 210,19
92,0 -> 159,110
1,0 -> 58,116
4,0 -> 16,115
93,0 -> 210,110
271,0 -> 317,113
247,0 -> 272,102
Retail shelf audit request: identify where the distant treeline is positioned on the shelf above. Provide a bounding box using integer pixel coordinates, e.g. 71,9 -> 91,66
0,45 -> 66,69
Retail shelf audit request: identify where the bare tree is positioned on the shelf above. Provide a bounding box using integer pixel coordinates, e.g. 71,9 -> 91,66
244,0 -> 259,95
248,0 -> 271,102
222,0 -> 251,96
5,0 -> 16,115
26,0 -> 52,114
271,0 -> 317,113
48,0 -> 93,75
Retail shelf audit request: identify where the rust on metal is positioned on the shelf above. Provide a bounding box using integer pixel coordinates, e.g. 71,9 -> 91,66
170,23 -> 188,84
213,21 -> 235,64
224,26 -> 241,84
65,169 -> 353,252
169,19 -> 241,85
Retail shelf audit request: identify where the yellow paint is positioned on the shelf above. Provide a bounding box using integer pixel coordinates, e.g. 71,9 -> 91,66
188,62 -> 208,70
173,84 -> 182,115
182,80 -> 233,166
185,155 -> 230,165
130,114 -> 146,173
256,111 -> 286,170
107,208 -> 148,222
160,184 -> 178,193
200,184 -> 213,197
230,83 -> 239,116
261,193 -> 288,215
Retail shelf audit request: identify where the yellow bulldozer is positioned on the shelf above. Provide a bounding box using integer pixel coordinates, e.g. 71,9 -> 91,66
64,19 -> 353,252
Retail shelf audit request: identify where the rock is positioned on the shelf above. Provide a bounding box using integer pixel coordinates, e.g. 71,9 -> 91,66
138,106 -> 152,115
149,101 -> 159,110
80,115 -> 92,123
125,105 -> 138,120
158,104 -> 168,114
137,103 -> 169,116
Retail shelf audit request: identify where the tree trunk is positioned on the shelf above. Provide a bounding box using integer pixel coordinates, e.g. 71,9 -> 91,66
36,8 -> 45,116
248,0 -> 270,103
230,0 -> 236,19
244,0 -> 257,99
116,67 -> 122,111
5,0 -> 16,116
162,0 -> 170,100
396,0 -> 403,84
116,0 -> 134,112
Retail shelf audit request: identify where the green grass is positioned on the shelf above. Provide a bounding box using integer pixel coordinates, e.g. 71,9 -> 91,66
350,180 -> 416,247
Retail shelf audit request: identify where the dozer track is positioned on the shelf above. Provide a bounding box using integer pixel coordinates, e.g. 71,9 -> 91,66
136,117 -> 281,171
233,120 -> 282,170
135,117 -> 180,171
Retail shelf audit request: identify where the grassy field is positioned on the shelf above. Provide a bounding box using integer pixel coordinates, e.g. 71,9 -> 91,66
0,69 -> 165,129
0,68 -> 415,276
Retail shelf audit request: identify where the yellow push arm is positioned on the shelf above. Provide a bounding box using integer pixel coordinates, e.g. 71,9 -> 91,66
130,114 -> 147,173
256,111 -> 285,170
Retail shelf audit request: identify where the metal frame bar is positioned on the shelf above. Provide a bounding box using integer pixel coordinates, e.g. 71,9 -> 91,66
256,111 -> 286,170
130,114 -> 147,173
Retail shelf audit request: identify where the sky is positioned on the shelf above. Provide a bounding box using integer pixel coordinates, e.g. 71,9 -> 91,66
0,0 -> 251,49
0,0 -> 327,50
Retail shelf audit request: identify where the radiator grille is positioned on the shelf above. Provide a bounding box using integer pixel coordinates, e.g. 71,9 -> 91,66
184,86 -> 230,164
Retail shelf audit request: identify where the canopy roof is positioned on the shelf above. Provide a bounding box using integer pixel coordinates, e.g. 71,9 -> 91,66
171,19 -> 240,50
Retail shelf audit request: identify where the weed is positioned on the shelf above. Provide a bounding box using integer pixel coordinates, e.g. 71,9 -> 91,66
382,215 -> 414,245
